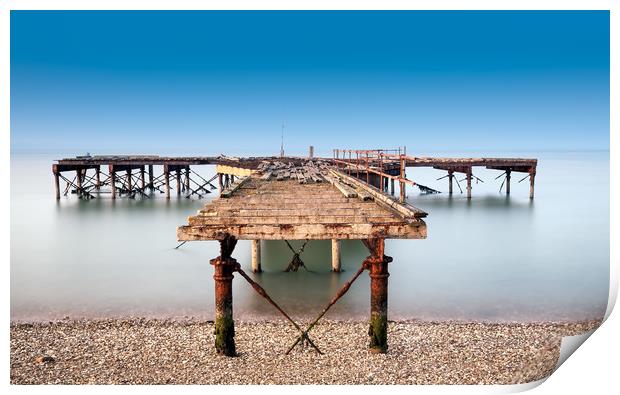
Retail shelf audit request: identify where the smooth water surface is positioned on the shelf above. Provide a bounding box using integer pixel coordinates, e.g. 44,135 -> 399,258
10,151 -> 609,322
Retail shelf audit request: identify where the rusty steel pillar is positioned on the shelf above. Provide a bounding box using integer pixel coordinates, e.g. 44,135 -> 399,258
176,169 -> 181,196
448,170 -> 454,195
95,167 -> 101,189
390,178 -> 395,196
185,166 -> 190,191
506,170 -> 511,195
331,239 -> 341,272
218,173 -> 223,191
53,166 -> 60,200
251,240 -> 262,273
365,238 -> 392,353
147,165 -> 154,190
140,166 -> 146,191
126,169 -> 132,195
75,169 -> 83,198
109,165 -> 116,199
466,168 -> 472,199
211,235 -> 238,356
529,171 -> 536,199
164,164 -> 170,199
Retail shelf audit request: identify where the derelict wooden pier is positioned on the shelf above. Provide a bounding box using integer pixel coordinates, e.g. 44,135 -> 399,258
51,148 -> 537,356
177,160 -> 428,355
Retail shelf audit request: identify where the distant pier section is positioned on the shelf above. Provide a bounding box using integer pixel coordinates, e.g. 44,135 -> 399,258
51,148 -> 537,200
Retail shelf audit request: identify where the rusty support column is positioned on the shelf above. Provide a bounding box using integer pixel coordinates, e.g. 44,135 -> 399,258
109,165 -> 116,199
148,165 -> 154,190
53,167 -> 60,200
211,235 -> 238,356
399,156 -> 405,203
251,240 -> 262,273
390,179 -> 394,196
164,164 -> 170,199
331,239 -> 341,272
448,170 -> 454,195
218,173 -> 223,190
366,153 -> 370,185
365,238 -> 391,353
185,166 -> 190,191
140,166 -> 146,191
95,167 -> 101,189
506,170 -> 511,195
529,171 -> 536,199
126,169 -> 132,194
176,169 -> 181,196
466,167 -> 472,199
76,169 -> 83,197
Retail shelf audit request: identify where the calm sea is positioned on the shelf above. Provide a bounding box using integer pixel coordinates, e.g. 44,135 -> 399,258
10,150 -> 609,322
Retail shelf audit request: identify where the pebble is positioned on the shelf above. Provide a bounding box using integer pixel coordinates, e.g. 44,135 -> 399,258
10,318 -> 600,385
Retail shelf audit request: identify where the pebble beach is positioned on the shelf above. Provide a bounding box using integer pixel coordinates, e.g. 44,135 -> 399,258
10,319 -> 600,385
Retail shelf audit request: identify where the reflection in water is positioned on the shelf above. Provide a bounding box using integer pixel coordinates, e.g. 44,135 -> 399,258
10,151 -> 609,322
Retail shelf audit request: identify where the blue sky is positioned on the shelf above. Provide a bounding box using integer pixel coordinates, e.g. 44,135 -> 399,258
10,11 -> 609,156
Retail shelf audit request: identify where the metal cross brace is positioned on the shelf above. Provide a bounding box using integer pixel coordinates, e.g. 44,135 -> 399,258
284,240 -> 310,272
285,260 -> 369,354
234,265 -> 323,354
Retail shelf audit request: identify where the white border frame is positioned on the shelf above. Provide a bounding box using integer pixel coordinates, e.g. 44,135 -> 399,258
2,1 -> 616,394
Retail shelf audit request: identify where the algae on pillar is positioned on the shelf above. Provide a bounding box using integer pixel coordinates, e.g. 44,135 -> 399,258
211,235 -> 238,356
364,238 -> 392,353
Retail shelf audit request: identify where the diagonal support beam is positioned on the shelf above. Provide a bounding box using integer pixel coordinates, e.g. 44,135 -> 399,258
234,266 -> 322,354
285,259 -> 369,354
284,240 -> 310,272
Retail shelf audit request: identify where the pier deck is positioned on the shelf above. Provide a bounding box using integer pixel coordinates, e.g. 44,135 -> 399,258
177,173 -> 427,241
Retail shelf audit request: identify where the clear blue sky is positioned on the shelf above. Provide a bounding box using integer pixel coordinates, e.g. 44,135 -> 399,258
10,11 -> 609,156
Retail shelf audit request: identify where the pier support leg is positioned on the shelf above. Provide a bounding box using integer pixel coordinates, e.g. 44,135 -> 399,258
110,165 -> 116,199
466,168 -> 472,199
529,172 -> 536,199
176,170 -> 181,196
148,165 -> 154,190
364,238 -> 391,353
218,173 -> 223,190
185,166 -> 190,192
126,169 -> 132,196
140,166 -> 146,191
506,170 -> 511,195
76,169 -> 83,198
390,179 -> 394,196
95,167 -> 101,189
448,170 -> 454,195
331,239 -> 341,272
164,165 -> 170,199
251,240 -> 262,273
211,235 -> 238,357
53,171 -> 60,200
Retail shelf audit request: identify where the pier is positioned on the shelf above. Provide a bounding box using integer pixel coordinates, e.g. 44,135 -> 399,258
51,148 -> 537,356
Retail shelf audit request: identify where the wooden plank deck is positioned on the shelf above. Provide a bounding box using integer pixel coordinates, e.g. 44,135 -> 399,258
177,175 -> 427,241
